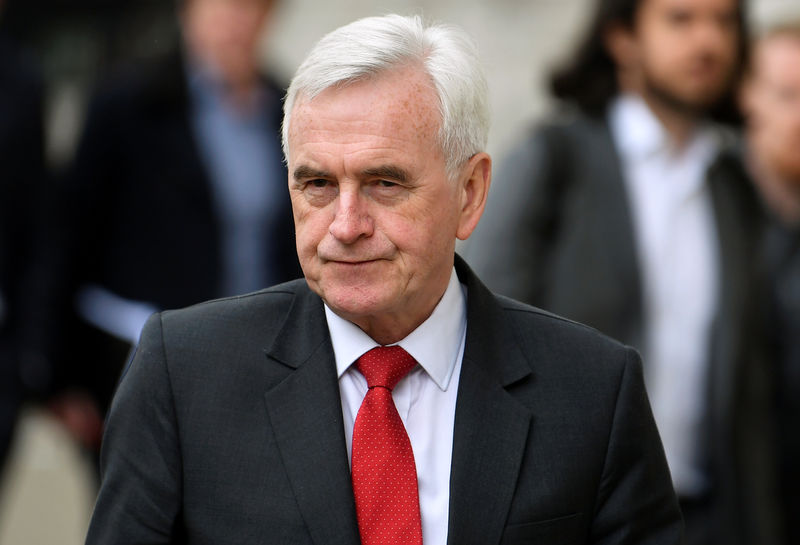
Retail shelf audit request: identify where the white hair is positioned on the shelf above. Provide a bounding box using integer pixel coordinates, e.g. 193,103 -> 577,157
282,14 -> 489,179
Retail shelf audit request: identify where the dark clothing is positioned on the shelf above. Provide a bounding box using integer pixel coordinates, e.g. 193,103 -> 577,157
466,115 -> 779,545
0,32 -> 46,466
764,218 -> 800,545
86,256 -> 683,545
26,49 -> 300,414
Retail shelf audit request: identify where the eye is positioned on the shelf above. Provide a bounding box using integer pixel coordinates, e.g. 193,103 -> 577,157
370,179 -> 404,194
299,178 -> 337,206
366,178 -> 409,205
665,8 -> 692,26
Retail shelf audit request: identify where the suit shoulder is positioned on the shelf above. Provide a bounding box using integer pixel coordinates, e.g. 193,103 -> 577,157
158,279 -> 306,336
495,293 -> 634,363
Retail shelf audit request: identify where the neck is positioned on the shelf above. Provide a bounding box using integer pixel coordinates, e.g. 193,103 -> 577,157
351,303 -> 438,346
748,152 -> 800,226
640,91 -> 699,150
224,75 -> 260,112
618,72 -> 702,150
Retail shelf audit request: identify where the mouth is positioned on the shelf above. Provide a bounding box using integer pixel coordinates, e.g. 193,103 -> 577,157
325,258 -> 382,266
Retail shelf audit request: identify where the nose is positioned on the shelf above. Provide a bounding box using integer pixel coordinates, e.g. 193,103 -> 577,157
694,15 -> 735,55
328,188 -> 374,244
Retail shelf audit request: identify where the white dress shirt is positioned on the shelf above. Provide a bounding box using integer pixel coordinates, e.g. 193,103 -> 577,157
325,268 -> 467,545
609,94 -> 719,496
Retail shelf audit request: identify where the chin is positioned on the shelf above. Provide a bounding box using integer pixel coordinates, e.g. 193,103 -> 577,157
318,281 -> 390,316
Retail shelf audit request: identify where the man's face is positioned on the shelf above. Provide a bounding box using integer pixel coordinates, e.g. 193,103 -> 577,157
742,34 -> 800,184
287,66 -> 488,343
183,0 -> 273,84
633,0 -> 740,113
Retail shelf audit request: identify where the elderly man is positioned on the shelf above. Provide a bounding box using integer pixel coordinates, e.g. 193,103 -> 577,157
85,14 -> 681,545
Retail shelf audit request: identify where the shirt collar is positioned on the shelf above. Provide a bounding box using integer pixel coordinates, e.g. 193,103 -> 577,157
325,267 -> 467,391
609,93 -> 721,196
185,53 -> 267,114
609,94 -> 718,159
609,93 -> 669,160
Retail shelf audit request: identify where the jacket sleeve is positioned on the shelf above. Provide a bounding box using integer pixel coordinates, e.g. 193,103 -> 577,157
85,313 -> 183,545
590,347 -> 684,545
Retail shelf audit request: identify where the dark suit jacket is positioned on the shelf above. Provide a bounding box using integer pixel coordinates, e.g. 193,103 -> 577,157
85,257 -> 682,545
466,115 -> 779,544
25,49 -> 301,410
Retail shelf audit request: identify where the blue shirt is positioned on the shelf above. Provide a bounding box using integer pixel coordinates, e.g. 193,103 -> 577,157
187,60 -> 286,296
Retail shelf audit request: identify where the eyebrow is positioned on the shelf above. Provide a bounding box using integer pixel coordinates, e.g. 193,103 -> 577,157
293,164 -> 411,183
293,165 -> 331,181
362,165 -> 409,183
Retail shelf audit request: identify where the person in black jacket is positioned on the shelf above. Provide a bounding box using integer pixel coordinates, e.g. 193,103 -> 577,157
24,0 -> 300,453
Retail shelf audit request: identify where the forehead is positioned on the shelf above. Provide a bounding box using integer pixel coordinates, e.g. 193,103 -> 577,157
640,0 -> 737,16
756,35 -> 800,72
287,66 -> 442,164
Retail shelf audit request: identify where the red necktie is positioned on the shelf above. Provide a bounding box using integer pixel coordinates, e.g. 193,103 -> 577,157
351,346 -> 423,545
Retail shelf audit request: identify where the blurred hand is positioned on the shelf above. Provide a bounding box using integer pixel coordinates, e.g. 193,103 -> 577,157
48,391 -> 104,452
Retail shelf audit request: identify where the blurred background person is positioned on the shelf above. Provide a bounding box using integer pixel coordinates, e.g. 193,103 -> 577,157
739,19 -> 800,545
20,0 -> 300,460
465,0 -> 781,543
0,0 -> 46,472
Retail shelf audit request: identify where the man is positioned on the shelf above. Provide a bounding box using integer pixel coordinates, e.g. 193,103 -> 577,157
22,0 -> 300,448
85,14 -> 681,545
739,21 -> 800,545
466,0 -> 779,544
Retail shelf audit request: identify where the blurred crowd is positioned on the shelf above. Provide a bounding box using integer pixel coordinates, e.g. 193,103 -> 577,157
0,0 -> 798,544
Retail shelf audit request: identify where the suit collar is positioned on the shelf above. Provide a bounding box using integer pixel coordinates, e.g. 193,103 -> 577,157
456,255 -> 531,387
265,281 -> 330,369
263,281 -> 361,545
324,267 -> 466,392
448,257 -> 534,545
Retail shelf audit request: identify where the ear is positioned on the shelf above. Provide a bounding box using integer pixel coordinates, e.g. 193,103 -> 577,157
456,152 -> 492,241
604,22 -> 639,73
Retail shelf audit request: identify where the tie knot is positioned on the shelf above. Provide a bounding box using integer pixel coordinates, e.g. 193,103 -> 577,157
356,346 -> 417,390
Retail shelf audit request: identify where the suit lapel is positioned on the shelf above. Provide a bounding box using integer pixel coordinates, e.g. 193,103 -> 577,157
704,155 -> 758,437
585,120 -> 641,294
581,119 -> 645,347
263,285 -> 361,545
447,258 -> 533,545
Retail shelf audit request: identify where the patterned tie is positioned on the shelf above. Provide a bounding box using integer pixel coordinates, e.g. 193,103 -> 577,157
351,346 -> 423,545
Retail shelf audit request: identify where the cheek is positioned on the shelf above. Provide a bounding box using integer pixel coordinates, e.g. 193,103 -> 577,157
776,122 -> 800,155
393,206 -> 458,257
763,109 -> 797,140
293,208 -> 328,256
